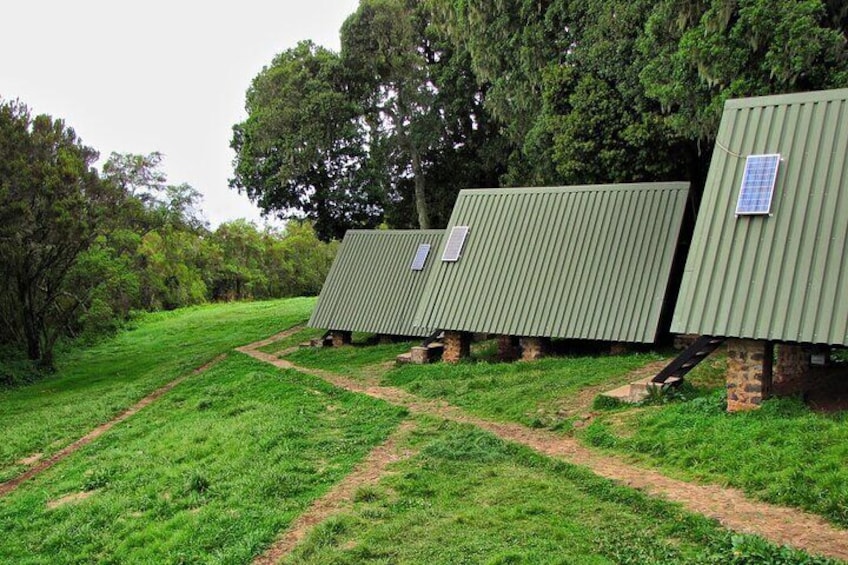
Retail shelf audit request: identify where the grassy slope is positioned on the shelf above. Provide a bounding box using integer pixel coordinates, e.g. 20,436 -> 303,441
287,419 -> 836,565
583,391 -> 848,527
0,297 -> 315,482
286,340 -> 417,378
295,344 -> 848,529
0,354 -> 404,564
384,351 -> 662,428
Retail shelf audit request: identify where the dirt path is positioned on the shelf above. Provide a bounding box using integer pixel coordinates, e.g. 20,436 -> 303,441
253,420 -> 419,565
239,344 -> 848,562
239,325 -> 305,351
0,354 -> 227,498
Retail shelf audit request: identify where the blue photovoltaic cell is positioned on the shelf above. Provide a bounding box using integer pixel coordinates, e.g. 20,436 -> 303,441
736,154 -> 780,215
410,243 -> 431,271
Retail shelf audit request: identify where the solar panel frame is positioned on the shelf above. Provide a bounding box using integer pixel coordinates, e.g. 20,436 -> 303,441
736,154 -> 781,216
442,226 -> 469,262
410,243 -> 431,271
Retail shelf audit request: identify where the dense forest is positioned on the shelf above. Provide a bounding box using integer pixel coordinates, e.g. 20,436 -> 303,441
0,102 -> 336,379
232,0 -> 848,238
2,0 -> 846,379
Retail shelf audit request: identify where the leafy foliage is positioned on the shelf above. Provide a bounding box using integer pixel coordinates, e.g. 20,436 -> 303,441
0,100 -> 121,368
233,1 -> 510,234
0,101 -> 338,376
231,41 -> 382,240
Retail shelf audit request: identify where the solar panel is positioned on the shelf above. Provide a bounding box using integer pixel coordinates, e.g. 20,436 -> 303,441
442,226 -> 469,262
736,154 -> 780,215
410,243 -> 431,271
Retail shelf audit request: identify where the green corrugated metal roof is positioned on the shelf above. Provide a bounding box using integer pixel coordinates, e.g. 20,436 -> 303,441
308,230 -> 444,337
672,88 -> 848,346
413,183 -> 690,342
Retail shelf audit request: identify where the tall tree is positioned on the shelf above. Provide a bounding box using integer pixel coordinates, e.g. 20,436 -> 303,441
428,0 -> 567,185
0,100 -> 119,368
342,0 -> 510,228
639,0 -> 848,143
541,0 -> 699,188
103,151 -> 208,234
341,0 -> 444,229
230,41 -> 382,241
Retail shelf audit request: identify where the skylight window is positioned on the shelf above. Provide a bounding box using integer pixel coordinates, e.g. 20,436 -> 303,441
410,243 -> 431,271
442,226 -> 469,262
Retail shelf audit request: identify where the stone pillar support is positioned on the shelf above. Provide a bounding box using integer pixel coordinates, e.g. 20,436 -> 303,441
774,344 -> 811,395
497,335 -> 520,362
520,337 -> 549,361
725,339 -> 773,412
609,342 -> 630,355
443,331 -> 471,363
330,330 -> 352,348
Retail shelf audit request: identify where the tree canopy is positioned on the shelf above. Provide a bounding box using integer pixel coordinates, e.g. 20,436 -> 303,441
232,0 -> 847,235
1,99 -> 338,378
0,100 -> 120,368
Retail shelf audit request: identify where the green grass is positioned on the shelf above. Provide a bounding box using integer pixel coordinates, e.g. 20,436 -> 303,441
581,391 -> 848,527
285,340 -> 417,379
294,342 -> 848,529
257,326 -> 326,355
286,419 -> 836,564
0,297 -> 315,482
0,354 -> 404,564
382,353 -> 664,429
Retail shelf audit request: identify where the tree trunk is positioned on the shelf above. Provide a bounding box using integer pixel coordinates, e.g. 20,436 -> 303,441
410,148 -> 430,229
18,281 -> 40,361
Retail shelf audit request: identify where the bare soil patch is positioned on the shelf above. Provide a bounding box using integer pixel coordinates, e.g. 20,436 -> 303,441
17,453 -> 43,466
0,354 -> 227,498
253,420 -> 419,565
238,325 -> 305,351
46,490 -> 97,510
240,338 -> 848,562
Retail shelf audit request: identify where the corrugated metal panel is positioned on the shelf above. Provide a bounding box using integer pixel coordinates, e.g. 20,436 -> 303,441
309,230 -> 444,337
414,183 -> 690,343
672,88 -> 848,346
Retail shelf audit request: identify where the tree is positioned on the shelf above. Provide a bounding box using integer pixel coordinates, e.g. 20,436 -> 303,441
230,41 -> 382,241
207,219 -> 269,301
341,0 -> 511,229
0,100 -> 120,368
427,0 -> 568,185
103,152 -> 207,233
341,0 -> 445,229
271,222 -> 339,297
639,0 -> 848,144
541,0 -> 700,188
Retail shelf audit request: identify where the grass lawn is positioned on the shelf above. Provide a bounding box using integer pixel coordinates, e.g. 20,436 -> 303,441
286,418 -> 836,564
285,339 -> 417,380
381,351 -> 665,429
0,297 -> 315,482
4,297 -> 847,563
257,326 -> 326,355
582,388 -> 848,528
0,354 -> 404,564
293,342 -> 848,530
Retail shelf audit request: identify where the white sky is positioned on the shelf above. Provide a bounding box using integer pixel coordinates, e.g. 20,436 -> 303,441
0,0 -> 360,227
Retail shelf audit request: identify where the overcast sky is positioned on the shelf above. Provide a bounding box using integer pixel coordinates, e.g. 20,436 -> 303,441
0,0 -> 360,227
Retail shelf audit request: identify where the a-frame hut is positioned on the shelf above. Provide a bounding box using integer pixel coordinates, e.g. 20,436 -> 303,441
671,89 -> 848,411
309,230 -> 444,345
413,183 -> 691,361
